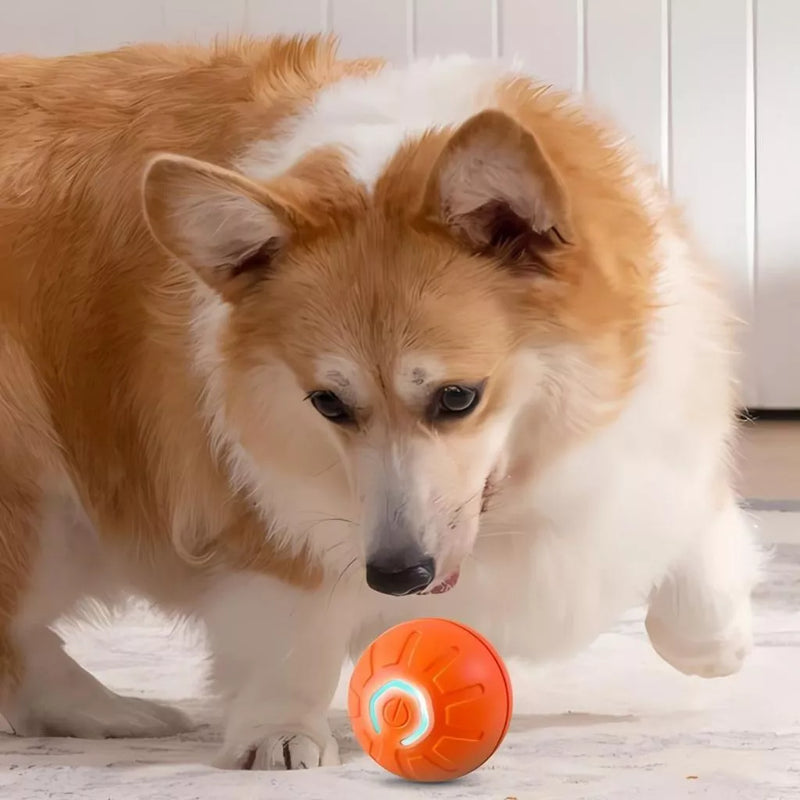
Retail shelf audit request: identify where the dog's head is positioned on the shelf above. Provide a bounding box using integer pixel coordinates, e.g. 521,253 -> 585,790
143,109 -> 648,595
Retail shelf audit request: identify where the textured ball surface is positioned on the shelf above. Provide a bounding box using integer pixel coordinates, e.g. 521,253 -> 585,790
348,618 -> 513,782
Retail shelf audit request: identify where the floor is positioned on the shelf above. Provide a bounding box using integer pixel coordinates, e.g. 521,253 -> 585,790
738,418 -> 800,503
2,422 -> 799,800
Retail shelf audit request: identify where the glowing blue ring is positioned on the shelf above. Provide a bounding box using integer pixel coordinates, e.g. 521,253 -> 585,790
368,678 -> 431,747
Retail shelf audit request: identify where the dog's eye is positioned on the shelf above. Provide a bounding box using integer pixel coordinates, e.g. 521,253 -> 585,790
308,390 -> 353,424
434,385 -> 481,418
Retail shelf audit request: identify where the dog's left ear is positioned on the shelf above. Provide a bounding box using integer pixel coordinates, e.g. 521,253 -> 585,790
143,154 -> 295,301
421,109 -> 574,269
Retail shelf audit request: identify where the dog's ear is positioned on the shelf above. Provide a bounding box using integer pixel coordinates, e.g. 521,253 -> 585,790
143,155 -> 292,300
421,110 -> 573,272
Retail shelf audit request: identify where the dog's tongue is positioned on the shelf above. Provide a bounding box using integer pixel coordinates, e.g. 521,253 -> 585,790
428,569 -> 460,594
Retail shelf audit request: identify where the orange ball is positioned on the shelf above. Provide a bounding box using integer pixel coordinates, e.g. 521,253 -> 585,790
348,617 -> 513,782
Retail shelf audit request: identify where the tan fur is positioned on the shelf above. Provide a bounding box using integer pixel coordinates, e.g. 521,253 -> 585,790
0,36 -> 379,694
206,94 -> 655,485
0,336 -> 60,695
0,34 -> 655,704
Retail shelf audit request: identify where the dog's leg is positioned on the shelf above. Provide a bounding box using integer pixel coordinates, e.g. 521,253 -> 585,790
1,338 -> 189,738
4,625 -> 191,738
2,492 -> 191,738
645,495 -> 761,678
202,572 -> 352,770
0,476 -> 38,724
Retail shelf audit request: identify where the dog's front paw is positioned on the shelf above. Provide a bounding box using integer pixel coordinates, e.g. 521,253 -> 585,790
215,729 -> 340,771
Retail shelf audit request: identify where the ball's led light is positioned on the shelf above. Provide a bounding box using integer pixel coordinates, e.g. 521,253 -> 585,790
368,678 -> 431,747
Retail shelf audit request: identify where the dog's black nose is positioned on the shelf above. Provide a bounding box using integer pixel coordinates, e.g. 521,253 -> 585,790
366,556 -> 436,596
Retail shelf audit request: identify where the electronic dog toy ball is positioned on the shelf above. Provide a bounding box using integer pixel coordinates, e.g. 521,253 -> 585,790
348,618 -> 512,782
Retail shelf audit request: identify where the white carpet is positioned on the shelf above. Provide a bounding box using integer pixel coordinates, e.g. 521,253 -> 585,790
2,511 -> 799,800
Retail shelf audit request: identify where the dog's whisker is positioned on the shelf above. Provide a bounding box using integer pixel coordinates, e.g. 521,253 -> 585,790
308,460 -> 340,478
298,517 -> 359,536
476,529 -> 531,539
450,487 -> 485,521
303,511 -> 359,525
321,540 -> 349,555
327,557 -> 359,608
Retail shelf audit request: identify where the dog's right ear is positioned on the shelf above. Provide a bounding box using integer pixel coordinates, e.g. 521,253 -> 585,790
143,155 -> 292,301
420,110 -> 573,274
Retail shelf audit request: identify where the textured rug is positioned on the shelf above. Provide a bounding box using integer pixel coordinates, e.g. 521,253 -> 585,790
2,511 -> 798,799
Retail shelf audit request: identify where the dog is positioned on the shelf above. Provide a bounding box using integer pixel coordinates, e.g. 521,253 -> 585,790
0,35 -> 760,769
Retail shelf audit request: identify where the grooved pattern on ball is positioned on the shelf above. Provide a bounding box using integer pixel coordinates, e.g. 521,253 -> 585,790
348,618 -> 512,783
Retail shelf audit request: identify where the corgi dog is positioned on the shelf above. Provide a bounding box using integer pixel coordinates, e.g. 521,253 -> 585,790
0,36 -> 760,769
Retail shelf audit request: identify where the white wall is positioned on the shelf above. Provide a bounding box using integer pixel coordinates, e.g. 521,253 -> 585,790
2,0 -> 798,408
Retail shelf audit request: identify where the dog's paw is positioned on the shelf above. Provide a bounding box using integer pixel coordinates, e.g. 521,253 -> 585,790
645,607 -> 753,679
215,730 -> 340,771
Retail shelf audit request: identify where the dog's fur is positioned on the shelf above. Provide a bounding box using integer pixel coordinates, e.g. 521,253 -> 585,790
0,36 -> 760,769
